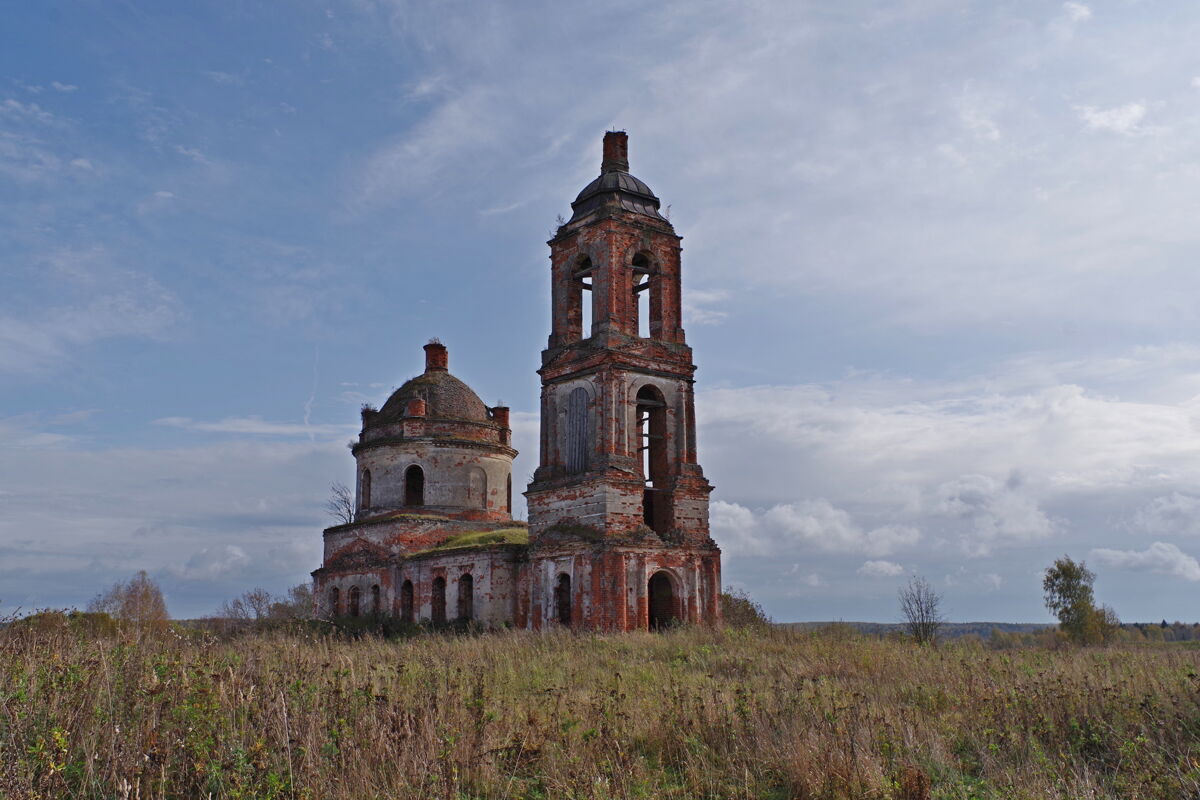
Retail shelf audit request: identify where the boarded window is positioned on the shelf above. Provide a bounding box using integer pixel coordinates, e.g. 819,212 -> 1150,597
565,387 -> 590,474
405,465 -> 425,506
400,580 -> 414,623
457,574 -> 474,622
555,573 -> 572,626
431,576 -> 446,625
348,586 -> 361,618
468,468 -> 487,509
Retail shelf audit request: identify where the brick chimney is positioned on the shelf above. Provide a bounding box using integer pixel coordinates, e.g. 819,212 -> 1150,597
491,406 -> 510,444
601,131 -> 629,173
405,397 -> 427,417
424,341 -> 448,372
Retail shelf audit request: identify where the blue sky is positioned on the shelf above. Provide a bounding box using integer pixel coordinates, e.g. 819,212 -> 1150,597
3,0 -> 1200,622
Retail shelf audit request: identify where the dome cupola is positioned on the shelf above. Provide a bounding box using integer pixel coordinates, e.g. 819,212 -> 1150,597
566,131 -> 668,224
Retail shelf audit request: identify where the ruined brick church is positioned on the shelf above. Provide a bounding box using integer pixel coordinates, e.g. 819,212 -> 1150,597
312,132 -> 722,630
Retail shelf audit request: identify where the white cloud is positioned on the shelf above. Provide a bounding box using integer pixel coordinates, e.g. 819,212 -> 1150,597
1050,2 -> 1093,40
710,500 -> 762,556
1091,542 -> 1200,582
50,82 -> 78,93
1076,102 -> 1146,136
1131,493 -> 1200,537
172,545 -> 251,580
935,474 -> 1056,556
858,560 -> 903,577
763,501 -> 920,557
682,289 -> 730,325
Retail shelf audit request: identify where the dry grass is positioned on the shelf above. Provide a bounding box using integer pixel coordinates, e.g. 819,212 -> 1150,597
1,622 -> 1198,799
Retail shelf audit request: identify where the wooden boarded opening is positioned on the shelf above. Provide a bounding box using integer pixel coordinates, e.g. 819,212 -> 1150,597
555,573 -> 572,626
431,576 -> 446,625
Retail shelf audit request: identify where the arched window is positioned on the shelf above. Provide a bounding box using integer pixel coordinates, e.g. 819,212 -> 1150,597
631,253 -> 653,338
565,387 -> 589,474
431,576 -> 447,625
648,571 -> 676,631
569,256 -> 594,341
637,385 -> 669,533
457,574 -> 474,622
468,468 -> 487,509
371,584 -> 381,615
555,573 -> 572,626
348,586 -> 361,618
360,469 -> 371,509
400,580 -> 414,623
506,474 -> 512,513
330,587 -> 340,616
405,465 -> 425,507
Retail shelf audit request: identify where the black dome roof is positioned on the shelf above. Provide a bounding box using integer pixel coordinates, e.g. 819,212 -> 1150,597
566,132 -> 668,224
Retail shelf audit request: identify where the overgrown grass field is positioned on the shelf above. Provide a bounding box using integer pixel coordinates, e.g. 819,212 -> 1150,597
2,622 -> 1198,799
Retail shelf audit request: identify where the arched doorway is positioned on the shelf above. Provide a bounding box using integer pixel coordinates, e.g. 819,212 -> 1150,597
648,571 -> 676,631
554,573 -> 572,626
400,580 -> 414,623
431,576 -> 446,625
457,574 -> 474,622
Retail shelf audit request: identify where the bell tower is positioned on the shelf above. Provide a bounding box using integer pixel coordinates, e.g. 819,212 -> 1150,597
524,131 -> 721,631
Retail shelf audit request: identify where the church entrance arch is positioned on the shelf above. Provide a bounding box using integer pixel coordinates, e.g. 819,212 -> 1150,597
648,571 -> 677,631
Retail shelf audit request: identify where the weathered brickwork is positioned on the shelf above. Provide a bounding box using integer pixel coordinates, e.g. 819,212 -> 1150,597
313,132 -> 722,631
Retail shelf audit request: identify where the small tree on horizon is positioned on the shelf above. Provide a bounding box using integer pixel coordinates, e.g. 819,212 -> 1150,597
899,575 -> 944,645
87,570 -> 169,629
1043,555 -> 1119,644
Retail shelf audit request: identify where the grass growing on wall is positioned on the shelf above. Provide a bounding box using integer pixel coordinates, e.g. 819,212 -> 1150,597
1,622 -> 1198,799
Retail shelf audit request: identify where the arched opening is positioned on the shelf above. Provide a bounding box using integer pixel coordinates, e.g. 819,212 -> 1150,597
555,573 -> 572,626
637,385 -> 669,534
405,465 -> 425,507
329,587 -> 340,616
457,574 -> 474,622
360,469 -> 371,509
400,580 -> 414,623
431,576 -> 446,625
506,474 -> 512,513
569,256 -> 594,341
468,468 -> 487,509
348,586 -> 361,618
648,571 -> 677,631
371,584 -> 381,615
565,386 -> 590,474
631,253 -> 653,338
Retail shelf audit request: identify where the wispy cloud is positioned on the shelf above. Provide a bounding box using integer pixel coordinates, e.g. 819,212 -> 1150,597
1091,542 -> 1200,582
1076,102 -> 1146,136
154,416 -> 353,437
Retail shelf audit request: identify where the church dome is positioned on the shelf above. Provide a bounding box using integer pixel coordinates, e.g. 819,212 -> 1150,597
375,342 -> 490,424
566,131 -> 667,224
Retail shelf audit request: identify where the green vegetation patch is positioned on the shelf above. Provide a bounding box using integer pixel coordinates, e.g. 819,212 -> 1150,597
427,527 -> 529,551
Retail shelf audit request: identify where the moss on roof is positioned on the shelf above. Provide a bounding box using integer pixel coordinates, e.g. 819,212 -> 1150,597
416,528 -> 529,555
